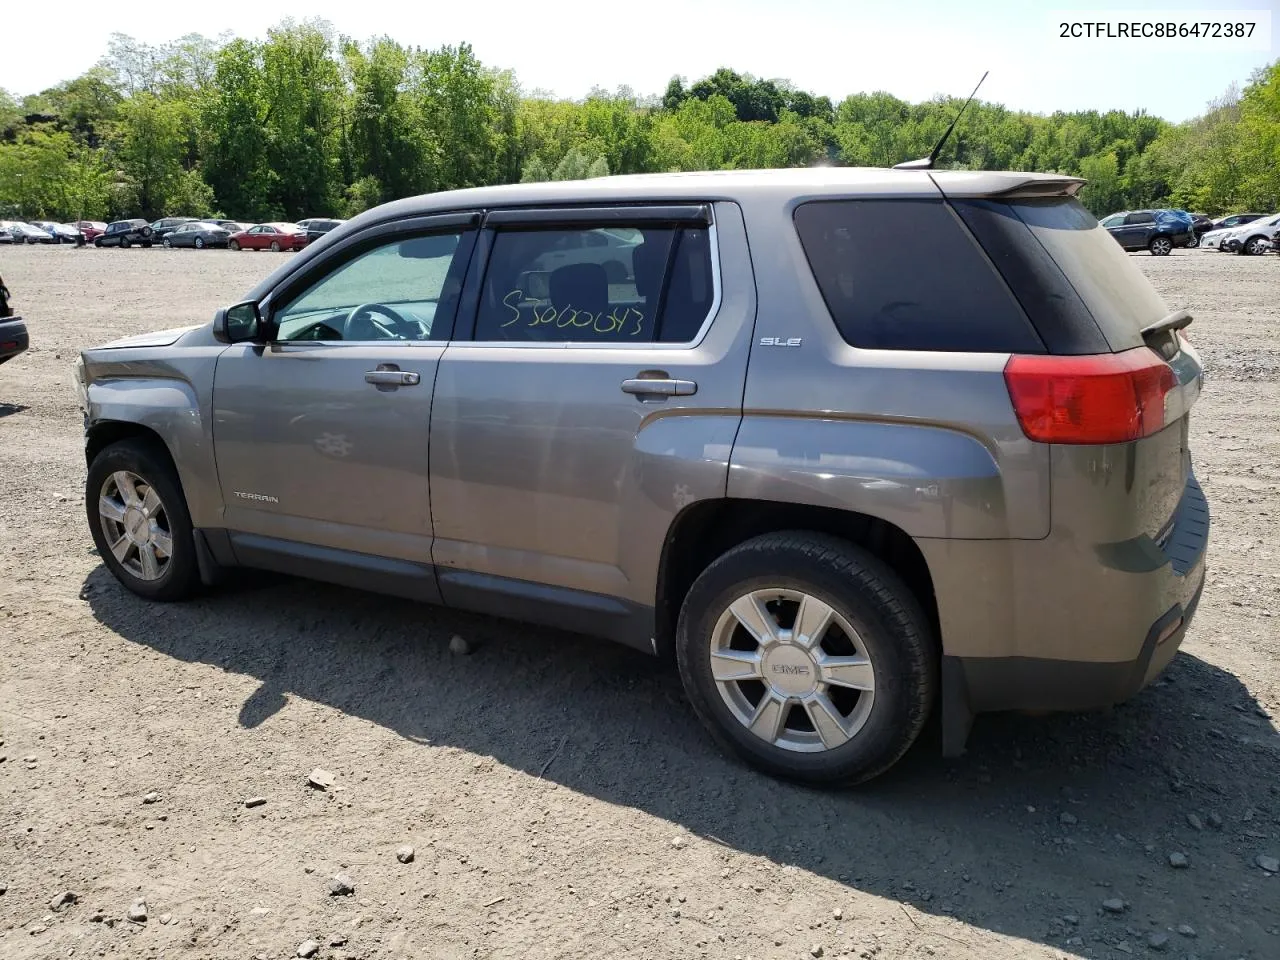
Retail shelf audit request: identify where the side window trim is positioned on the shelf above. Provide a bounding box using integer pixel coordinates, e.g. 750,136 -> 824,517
258,212 -> 481,345
455,206 -> 722,349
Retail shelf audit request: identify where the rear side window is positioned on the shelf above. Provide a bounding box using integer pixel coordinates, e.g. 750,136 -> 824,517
474,224 -> 715,344
793,199 -> 1042,353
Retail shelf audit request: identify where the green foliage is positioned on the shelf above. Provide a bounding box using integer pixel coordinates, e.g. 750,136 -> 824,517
3,29 -> 1277,224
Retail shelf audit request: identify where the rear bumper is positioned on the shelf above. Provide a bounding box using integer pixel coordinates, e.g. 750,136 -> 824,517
0,317 -> 30,365
923,471 -> 1210,755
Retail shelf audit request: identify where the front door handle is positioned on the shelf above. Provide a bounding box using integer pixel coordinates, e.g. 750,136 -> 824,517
621,377 -> 698,398
365,367 -> 420,387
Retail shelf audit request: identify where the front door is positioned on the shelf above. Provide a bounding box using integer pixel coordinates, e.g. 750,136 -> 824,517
212,222 -> 477,598
429,203 -> 755,646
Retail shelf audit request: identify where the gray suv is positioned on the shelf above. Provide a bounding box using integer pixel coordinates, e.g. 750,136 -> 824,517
75,169 -> 1209,785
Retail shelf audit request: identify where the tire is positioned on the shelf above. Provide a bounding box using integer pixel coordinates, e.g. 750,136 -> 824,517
1244,236 -> 1268,256
269,241 -> 281,252
94,238 -> 104,248
1186,234 -> 1200,249
86,438 -> 200,602
228,239 -> 240,251
194,237 -> 205,249
163,238 -> 173,248
675,531 -> 937,786
1148,236 -> 1173,256
120,237 -> 131,249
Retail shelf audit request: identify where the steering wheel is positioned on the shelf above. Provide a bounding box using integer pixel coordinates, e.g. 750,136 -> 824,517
344,302 -> 411,341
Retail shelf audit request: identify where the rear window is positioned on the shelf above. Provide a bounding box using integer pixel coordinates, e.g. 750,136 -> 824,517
793,199 -> 1042,353
955,198 -> 1167,353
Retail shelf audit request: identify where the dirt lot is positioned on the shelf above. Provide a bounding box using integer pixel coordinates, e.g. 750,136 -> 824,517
1,245 -> 1277,960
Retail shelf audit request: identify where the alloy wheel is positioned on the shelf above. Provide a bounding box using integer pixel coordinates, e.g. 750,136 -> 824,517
709,588 -> 876,753
98,470 -> 174,581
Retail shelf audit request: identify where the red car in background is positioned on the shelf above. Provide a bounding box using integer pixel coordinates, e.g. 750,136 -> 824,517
227,223 -> 309,252
74,221 -> 108,242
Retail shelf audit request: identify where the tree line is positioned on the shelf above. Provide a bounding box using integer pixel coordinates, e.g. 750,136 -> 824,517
1,19 -> 1277,224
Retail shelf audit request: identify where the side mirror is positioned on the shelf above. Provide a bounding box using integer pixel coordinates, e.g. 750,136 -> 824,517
213,301 -> 262,343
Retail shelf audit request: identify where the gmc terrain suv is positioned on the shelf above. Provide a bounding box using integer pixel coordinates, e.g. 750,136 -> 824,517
75,169 -> 1209,785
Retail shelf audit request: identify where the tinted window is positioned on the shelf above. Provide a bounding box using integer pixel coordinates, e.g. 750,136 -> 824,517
969,198 -> 1167,352
1100,215 -> 1123,227
473,224 -> 715,343
793,199 -> 1042,353
273,231 -> 470,343
1125,212 -> 1156,225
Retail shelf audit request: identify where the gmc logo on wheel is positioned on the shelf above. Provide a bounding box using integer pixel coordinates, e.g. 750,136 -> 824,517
771,664 -> 810,676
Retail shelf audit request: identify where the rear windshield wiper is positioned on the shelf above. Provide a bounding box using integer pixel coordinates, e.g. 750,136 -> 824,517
1140,310 -> 1192,357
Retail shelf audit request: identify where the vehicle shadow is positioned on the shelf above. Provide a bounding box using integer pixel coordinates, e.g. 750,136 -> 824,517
82,566 -> 1279,955
0,402 -> 30,418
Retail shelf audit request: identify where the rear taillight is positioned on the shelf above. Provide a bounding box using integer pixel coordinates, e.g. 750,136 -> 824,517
1004,348 -> 1177,444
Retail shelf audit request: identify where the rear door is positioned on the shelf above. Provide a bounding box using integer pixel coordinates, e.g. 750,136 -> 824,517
1122,211 -> 1156,248
428,202 -> 755,646
211,214 -> 478,598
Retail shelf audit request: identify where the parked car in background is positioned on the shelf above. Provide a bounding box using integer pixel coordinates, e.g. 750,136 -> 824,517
297,218 -> 345,244
163,222 -> 231,249
227,223 -> 308,252
1212,212 -> 1265,230
74,221 -> 108,242
1186,213 -> 1215,247
1220,213 -> 1280,255
6,222 -> 58,244
206,220 -> 251,233
30,221 -> 83,244
75,167 -> 1209,785
149,217 -> 200,241
0,223 -> 18,244
94,219 -> 153,248
1099,209 -> 1194,255
0,272 -> 28,368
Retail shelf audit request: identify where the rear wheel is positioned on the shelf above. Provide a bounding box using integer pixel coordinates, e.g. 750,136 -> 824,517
194,237 -> 205,249
1149,236 -> 1173,256
1186,234 -> 1200,249
162,238 -> 173,248
86,439 -> 200,602
675,532 -> 937,785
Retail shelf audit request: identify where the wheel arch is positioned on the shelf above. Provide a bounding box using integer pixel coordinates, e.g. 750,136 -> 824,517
654,498 -> 938,663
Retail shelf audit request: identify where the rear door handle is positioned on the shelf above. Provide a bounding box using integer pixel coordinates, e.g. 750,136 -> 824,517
365,368 -> 421,386
621,377 -> 697,397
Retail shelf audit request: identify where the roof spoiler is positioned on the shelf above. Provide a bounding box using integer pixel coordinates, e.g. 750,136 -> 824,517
929,172 -> 1087,200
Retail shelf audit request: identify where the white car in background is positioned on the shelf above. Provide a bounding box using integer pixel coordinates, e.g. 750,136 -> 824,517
1201,213 -> 1280,254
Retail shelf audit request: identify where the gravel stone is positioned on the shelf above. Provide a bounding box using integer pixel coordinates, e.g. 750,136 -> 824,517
810,946 -> 824,958
1207,812 -> 1224,829
1256,855 -> 1279,873
1177,924 -> 1197,938
1148,932 -> 1170,951
1186,813 -> 1204,831
297,940 -> 320,958
127,900 -> 148,923
142,791 -> 160,804
307,768 -> 334,790
449,634 -> 472,655
244,796 -> 267,808
1169,852 -> 1189,868
1060,812 -> 1078,825
1102,898 -> 1128,914
329,873 -> 355,896
49,891 -> 77,911
396,844 -> 415,863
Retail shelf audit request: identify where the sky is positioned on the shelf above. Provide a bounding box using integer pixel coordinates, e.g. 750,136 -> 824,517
4,0 -> 1277,122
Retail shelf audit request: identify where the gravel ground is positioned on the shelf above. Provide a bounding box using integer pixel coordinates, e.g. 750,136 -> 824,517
0,245 -> 1277,960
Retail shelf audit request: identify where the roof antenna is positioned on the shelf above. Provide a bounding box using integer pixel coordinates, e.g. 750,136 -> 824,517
894,71 -> 989,170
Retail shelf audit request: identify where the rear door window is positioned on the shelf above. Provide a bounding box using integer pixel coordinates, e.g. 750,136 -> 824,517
473,223 -> 715,344
792,199 -> 1043,353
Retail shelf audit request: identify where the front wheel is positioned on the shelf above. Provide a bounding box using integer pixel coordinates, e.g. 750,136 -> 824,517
1149,236 -> 1173,256
86,439 -> 200,602
228,239 -> 240,251
676,532 -> 937,786
162,238 -> 173,248
1244,236 -> 1269,256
